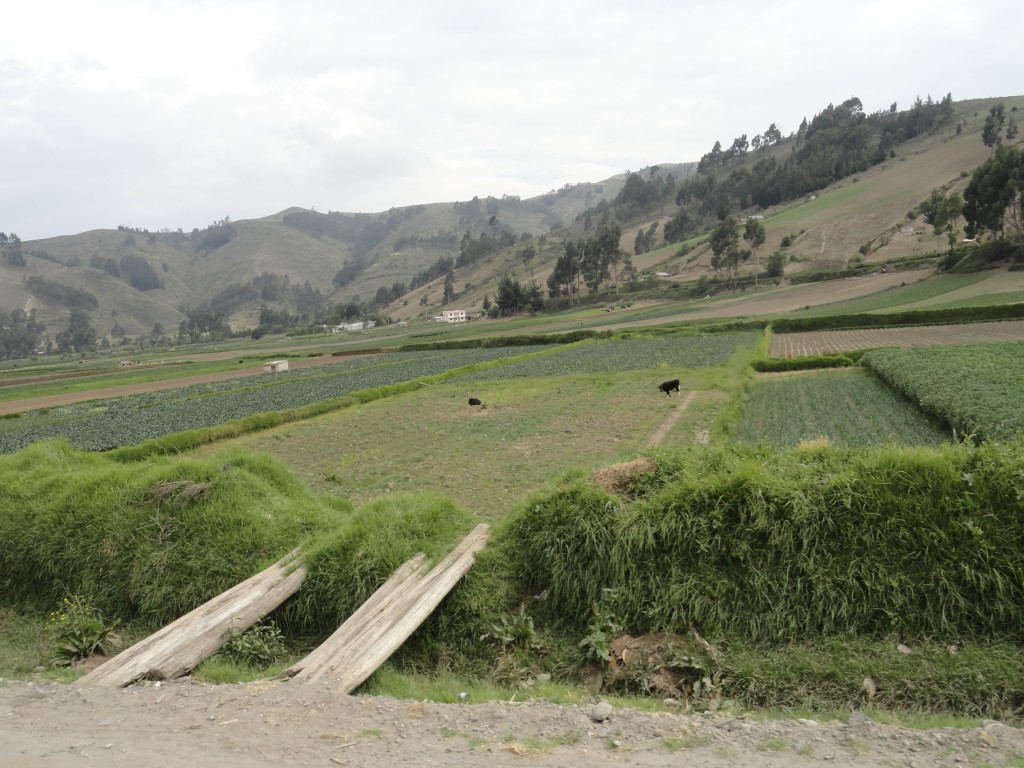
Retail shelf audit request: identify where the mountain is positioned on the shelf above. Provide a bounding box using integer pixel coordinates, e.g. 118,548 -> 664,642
1,94 -> 1020,344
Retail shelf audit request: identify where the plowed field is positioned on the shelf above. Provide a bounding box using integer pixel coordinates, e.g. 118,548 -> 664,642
769,320 -> 1024,357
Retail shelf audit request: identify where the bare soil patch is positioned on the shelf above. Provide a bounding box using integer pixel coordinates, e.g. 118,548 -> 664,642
3,678 -> 1022,768
770,320 -> 1024,358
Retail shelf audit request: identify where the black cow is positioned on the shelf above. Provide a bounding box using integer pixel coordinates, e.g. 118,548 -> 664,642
658,379 -> 680,396
468,397 -> 482,406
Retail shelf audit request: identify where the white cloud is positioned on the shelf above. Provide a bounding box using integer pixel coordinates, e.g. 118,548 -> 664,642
1,0 -> 1021,239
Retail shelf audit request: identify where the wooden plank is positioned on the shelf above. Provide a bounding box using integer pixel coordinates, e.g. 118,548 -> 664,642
150,564 -> 307,680
329,524 -> 488,692
297,524 -> 489,691
279,553 -> 429,680
75,550 -> 305,688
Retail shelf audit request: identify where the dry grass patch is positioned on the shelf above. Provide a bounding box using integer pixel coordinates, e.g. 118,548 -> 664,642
589,457 -> 657,495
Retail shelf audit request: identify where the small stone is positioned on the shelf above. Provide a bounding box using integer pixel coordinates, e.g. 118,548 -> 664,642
589,701 -> 613,723
897,643 -> 913,654
848,711 -> 873,727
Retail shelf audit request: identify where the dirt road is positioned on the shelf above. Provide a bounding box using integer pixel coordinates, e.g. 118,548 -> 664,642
2,678 -> 1022,767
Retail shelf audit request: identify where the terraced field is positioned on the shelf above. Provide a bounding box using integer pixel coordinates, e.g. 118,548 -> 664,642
769,319 -> 1024,357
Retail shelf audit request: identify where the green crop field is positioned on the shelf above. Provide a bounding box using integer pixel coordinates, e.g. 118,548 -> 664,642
863,341 -> 1024,442
460,333 -> 761,380
734,369 -> 948,447
0,347 -> 550,453
798,273 -> 991,316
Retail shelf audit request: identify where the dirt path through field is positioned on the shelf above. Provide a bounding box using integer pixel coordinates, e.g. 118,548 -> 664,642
646,390 -> 696,446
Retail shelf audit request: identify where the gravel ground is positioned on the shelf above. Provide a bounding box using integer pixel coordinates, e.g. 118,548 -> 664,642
2,678 -> 1022,767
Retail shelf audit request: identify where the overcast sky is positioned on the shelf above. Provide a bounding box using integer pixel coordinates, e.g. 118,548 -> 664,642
2,0 -> 1020,241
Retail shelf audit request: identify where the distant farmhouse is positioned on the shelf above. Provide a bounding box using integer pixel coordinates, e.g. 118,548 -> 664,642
436,309 -> 467,323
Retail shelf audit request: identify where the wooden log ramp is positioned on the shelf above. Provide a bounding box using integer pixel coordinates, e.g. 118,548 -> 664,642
75,549 -> 306,688
280,523 -> 489,693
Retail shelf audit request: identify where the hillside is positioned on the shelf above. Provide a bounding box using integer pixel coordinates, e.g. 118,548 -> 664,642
0,93 -> 1020,343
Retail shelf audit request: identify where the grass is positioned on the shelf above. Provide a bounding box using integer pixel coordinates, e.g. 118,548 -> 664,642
203,368 -> 727,519
735,368 -> 948,447
3,315 -> 1024,722
797,273 -> 991,317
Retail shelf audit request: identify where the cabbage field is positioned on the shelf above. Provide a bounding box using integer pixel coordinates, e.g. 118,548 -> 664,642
0,347 -> 549,453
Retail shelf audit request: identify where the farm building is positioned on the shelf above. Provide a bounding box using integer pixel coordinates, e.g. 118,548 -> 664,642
442,309 -> 467,323
263,360 -> 289,373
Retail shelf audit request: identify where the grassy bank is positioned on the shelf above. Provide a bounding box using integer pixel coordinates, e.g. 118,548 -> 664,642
3,438 -> 1023,717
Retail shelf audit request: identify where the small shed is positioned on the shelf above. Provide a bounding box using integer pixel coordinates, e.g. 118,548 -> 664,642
264,359 -> 289,373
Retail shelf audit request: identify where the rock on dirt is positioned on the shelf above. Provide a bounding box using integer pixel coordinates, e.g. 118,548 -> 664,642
1,678 -> 1023,767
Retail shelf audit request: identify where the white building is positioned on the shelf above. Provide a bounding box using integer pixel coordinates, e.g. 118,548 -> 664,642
263,360 -> 289,373
441,309 -> 467,323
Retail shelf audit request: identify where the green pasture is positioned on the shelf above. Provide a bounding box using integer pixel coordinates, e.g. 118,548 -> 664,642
735,369 -> 948,447
202,367 -> 725,519
797,272 -> 991,317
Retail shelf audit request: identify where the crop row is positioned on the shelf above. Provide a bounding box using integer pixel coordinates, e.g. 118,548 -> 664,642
862,341 -> 1024,442
735,370 -> 947,447
459,333 -> 761,381
0,347 -> 547,453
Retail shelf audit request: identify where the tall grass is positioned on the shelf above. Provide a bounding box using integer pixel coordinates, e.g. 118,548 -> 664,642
503,441 -> 1024,641
0,441 -> 475,635
0,440 -> 347,621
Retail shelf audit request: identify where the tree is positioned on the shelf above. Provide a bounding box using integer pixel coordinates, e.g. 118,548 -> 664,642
709,216 -> 741,287
443,269 -> 455,304
743,218 -> 766,288
0,308 -> 45,359
495,274 -> 526,316
963,144 -> 1023,241
931,193 -> 964,254
982,103 -> 1006,148
56,309 -> 96,353
547,240 -> 581,303
519,244 -> 536,281
765,251 -> 786,278
763,122 -> 783,146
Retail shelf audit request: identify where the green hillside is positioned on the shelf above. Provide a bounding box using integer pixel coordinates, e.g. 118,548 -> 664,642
0,93 -> 1021,347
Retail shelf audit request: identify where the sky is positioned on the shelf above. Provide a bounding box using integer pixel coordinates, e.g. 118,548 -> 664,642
2,0 -> 1020,241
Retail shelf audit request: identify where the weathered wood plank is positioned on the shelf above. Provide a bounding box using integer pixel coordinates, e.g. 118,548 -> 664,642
75,550 -> 305,688
297,524 -> 489,690
328,524 -> 488,693
280,553 -> 429,680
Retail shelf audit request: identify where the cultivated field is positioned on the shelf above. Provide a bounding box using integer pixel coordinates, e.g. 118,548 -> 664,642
769,319 -> 1024,357
736,369 -> 947,447
863,341 -> 1024,443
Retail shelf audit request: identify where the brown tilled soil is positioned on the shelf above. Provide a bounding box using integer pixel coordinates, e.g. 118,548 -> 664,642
769,319 -> 1024,357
